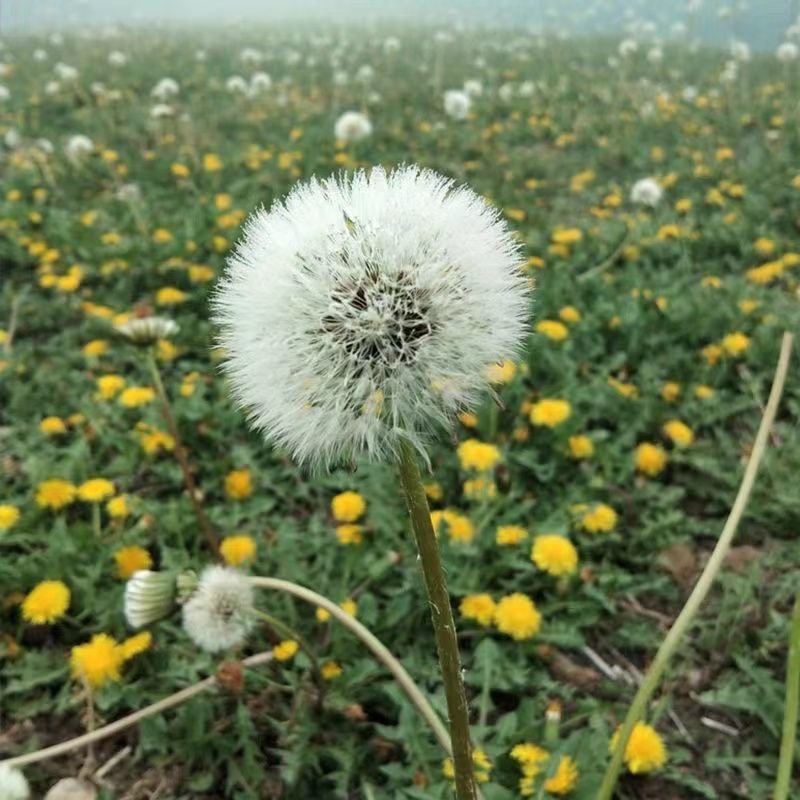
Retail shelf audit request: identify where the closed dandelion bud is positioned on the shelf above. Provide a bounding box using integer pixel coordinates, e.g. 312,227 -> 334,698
181,566 -> 254,653
176,570 -> 199,600
213,166 -> 529,470
124,570 -> 177,629
115,316 -> 179,346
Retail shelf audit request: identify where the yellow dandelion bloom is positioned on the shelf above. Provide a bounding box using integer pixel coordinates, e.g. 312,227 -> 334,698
96,374 -> 126,400
78,478 -> 115,503
0,504 -> 21,530
494,593 -> 542,640
496,524 -> 528,546
336,524 -> 363,545
531,534 -> 578,577
119,631 -> 152,661
321,660 -> 342,680
225,468 -> 253,500
331,491 -> 366,522
40,416 -> 67,436
544,755 -> 579,795
721,331 -> 750,356
156,286 -> 187,305
339,598 -> 358,617
559,306 -> 581,324
35,479 -> 76,511
71,633 -> 124,688
114,546 -> 153,579
610,722 -> 668,774
530,399 -> 571,428
536,320 -> 569,341
107,495 -> 131,519
430,509 -> 475,543
581,503 -> 618,533
457,439 -> 502,472
22,580 -> 70,624
485,360 -> 517,384
119,386 -> 155,408
635,443 -> 668,477
568,435 -> 594,459
460,593 -> 496,626
220,534 -> 257,566
662,420 -> 694,448
273,640 -> 300,662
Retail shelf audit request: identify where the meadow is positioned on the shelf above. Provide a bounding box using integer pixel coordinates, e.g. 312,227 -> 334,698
0,20 -> 799,800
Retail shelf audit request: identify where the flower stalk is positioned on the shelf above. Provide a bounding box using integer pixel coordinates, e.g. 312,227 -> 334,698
145,349 -> 218,552
596,332 -> 793,800
397,438 -> 477,800
774,591 -> 800,800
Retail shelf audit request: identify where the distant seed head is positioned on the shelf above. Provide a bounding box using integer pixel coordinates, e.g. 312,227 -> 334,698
214,166 -> 528,469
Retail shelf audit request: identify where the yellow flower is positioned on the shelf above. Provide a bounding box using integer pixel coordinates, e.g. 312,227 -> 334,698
225,468 -> 253,500
721,331 -> 750,356
695,384 -> 715,400
220,534 -> 257,566
754,237 -> 775,256
215,193 -> 233,211
494,593 -> 542,640
107,494 -> 131,519
114,546 -> 153,579
660,382 -> 681,403
21,580 -> 70,624
156,286 -> 187,306
78,478 -> 115,503
635,443 -> 668,477
702,343 -> 724,366
321,660 -> 342,680
96,374 -> 126,400
608,377 -> 638,398
331,491 -> 366,522
568,435 -> 594,459
83,339 -> 109,358
430,509 -> 475,543
424,482 -> 444,502
551,227 -> 582,245
40,416 -> 67,435
460,593 -> 496,626
675,198 -> 692,214
559,306 -> 581,324
339,598 -> 358,617
663,420 -> 694,448
536,319 -> 569,341
336,524 -> 363,545
543,755 -> 579,795
119,631 -> 152,661
171,162 -> 190,177
273,640 -> 300,662
316,607 -> 331,622
203,153 -> 223,172
0,504 -> 21,530
610,722 -> 668,774
496,524 -> 528,546
530,399 -> 571,428
485,360 -> 517,383
71,633 -> 124,688
35,479 -> 76,510
581,503 -> 618,533
137,425 -> 174,455
531,534 -> 578,577
119,386 -> 155,408
510,742 -> 549,771
458,411 -> 479,428
457,439 -> 501,471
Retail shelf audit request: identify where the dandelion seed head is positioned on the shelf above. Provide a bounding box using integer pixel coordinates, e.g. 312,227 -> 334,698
214,165 -> 529,469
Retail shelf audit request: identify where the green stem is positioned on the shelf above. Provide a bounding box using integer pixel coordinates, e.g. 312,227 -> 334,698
248,575 -> 452,756
397,438 -> 477,800
145,350 -> 218,552
774,592 -> 800,800
91,503 -> 101,537
596,332 -> 793,800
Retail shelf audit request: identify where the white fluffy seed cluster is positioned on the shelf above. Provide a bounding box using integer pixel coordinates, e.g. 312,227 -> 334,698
214,165 -> 529,469
181,566 -> 254,653
0,764 -> 29,800
630,177 -> 663,207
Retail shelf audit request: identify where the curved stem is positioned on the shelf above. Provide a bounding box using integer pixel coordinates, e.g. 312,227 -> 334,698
146,350 -> 218,552
248,575 -> 452,756
596,332 -> 793,800
774,592 -> 800,800
0,652 -> 275,769
397,439 -> 476,800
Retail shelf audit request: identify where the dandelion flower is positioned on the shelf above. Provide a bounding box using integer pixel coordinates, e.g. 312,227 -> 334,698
635,443 -> 668,476
78,478 -> 115,503
116,316 -> 178,346
213,166 -> 527,469
611,722 -> 668,773
71,633 -> 124,688
321,660 -> 343,679
0,764 -> 30,800
21,580 -> 70,624
119,386 -> 155,408
663,419 -> 694,448
494,593 -> 541,640
568,435 -> 593,459
457,439 -> 501,472
336,524 -> 363,545
0,504 -> 21,531
114,546 -> 153,579
431,509 -> 475,543
331,491 -> 366,522
40,416 -> 67,436
532,535 -> 578,577
35,479 -> 76,511
530,399 -> 571,428
443,89 -> 472,120
459,593 -> 496,626
273,639 -> 300,661
630,177 -> 663,207
224,468 -> 253,500
119,631 -> 152,661
581,503 -> 618,533
182,565 -> 254,652
544,755 -> 579,795
107,494 -> 131,519
220,534 -> 257,566
721,331 -> 750,356
496,524 -> 527,545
